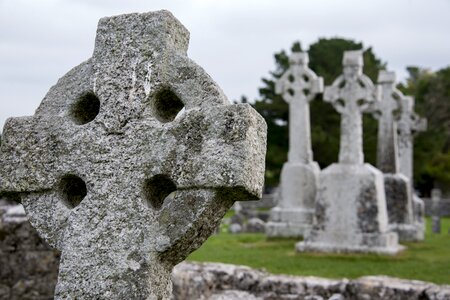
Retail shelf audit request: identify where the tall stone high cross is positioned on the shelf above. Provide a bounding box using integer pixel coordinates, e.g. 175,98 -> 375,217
375,71 -> 422,241
323,51 -> 376,164
376,71 -> 401,173
397,95 -> 427,236
297,50 -> 403,255
397,96 -> 427,181
276,52 -> 323,164
0,11 -> 267,299
266,52 -> 323,238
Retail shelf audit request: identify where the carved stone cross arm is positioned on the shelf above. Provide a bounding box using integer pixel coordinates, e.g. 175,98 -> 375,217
0,11 -> 267,299
275,52 -> 323,103
275,52 -> 323,163
323,50 -> 377,164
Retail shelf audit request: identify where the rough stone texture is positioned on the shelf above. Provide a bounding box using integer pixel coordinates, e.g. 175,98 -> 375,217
171,262 -> 450,300
266,52 -> 323,238
0,204 -> 60,300
375,71 -> 422,241
298,51 -> 402,254
397,95 -> 427,232
0,11 -> 266,299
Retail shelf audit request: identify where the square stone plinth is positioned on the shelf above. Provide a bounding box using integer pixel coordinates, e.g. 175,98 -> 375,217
266,162 -> 319,238
297,163 -> 404,255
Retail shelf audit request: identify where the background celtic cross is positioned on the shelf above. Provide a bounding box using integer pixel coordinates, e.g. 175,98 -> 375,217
275,52 -> 323,164
323,50 -> 378,165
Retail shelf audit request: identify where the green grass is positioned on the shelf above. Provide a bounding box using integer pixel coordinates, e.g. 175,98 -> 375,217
188,217 -> 450,284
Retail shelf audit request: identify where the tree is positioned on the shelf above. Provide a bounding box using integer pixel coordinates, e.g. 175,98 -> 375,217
252,38 -> 386,187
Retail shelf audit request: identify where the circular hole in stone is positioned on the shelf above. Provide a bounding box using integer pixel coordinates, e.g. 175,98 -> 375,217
152,88 -> 184,123
142,175 -> 177,210
59,175 -> 87,208
70,91 -> 100,125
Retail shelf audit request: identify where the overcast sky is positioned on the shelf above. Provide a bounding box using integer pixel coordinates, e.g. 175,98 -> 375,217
1,0 -> 449,132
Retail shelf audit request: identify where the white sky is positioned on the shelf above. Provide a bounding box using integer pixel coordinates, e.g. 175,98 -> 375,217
1,0 -> 449,132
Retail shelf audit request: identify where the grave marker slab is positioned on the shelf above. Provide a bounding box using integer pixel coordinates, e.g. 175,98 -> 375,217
0,11 -> 267,299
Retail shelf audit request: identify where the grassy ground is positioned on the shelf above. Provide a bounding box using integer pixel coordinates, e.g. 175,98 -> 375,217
188,217 -> 450,284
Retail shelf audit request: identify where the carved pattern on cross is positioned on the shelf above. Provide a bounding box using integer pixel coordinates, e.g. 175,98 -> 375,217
323,50 -> 378,165
275,52 -> 323,103
373,70 -> 406,173
398,96 -> 427,143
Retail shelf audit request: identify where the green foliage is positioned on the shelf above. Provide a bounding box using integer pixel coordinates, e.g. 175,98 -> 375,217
399,66 -> 450,195
253,38 -> 385,187
189,217 -> 450,284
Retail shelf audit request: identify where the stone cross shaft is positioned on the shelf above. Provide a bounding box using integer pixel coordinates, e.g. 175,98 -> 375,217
397,96 -> 427,180
275,52 -> 323,164
0,11 -> 266,299
323,50 -> 377,165
376,71 -> 403,174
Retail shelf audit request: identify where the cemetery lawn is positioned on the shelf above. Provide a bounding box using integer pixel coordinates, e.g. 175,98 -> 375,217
188,217 -> 450,284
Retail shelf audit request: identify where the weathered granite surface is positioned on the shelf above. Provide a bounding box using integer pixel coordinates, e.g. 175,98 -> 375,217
266,52 -> 323,238
297,51 -> 402,254
171,262 -> 450,300
0,11 -> 266,299
375,71 -> 422,241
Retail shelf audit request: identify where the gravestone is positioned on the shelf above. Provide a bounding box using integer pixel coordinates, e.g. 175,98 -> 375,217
266,52 -> 323,238
375,71 -> 422,241
431,189 -> 441,233
0,11 -> 267,299
397,95 -> 427,236
297,50 -> 403,254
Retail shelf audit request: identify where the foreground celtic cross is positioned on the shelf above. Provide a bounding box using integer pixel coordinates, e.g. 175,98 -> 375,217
266,52 -> 323,238
297,51 -> 403,254
0,11 -> 267,299
375,71 -> 423,241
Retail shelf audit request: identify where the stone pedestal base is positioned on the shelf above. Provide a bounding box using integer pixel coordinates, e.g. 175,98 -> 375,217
266,162 -> 319,238
296,232 -> 404,255
266,207 -> 313,238
297,163 -> 404,255
388,223 -> 424,242
384,174 -> 421,242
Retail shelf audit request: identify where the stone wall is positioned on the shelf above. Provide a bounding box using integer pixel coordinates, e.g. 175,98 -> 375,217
1,203 -> 449,300
0,204 -> 60,300
172,262 -> 450,300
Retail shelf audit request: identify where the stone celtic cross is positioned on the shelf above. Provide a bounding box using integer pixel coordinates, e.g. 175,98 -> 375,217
397,95 -> 427,180
275,52 -> 323,164
0,11 -> 266,299
323,50 -> 378,165
376,70 -> 403,173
